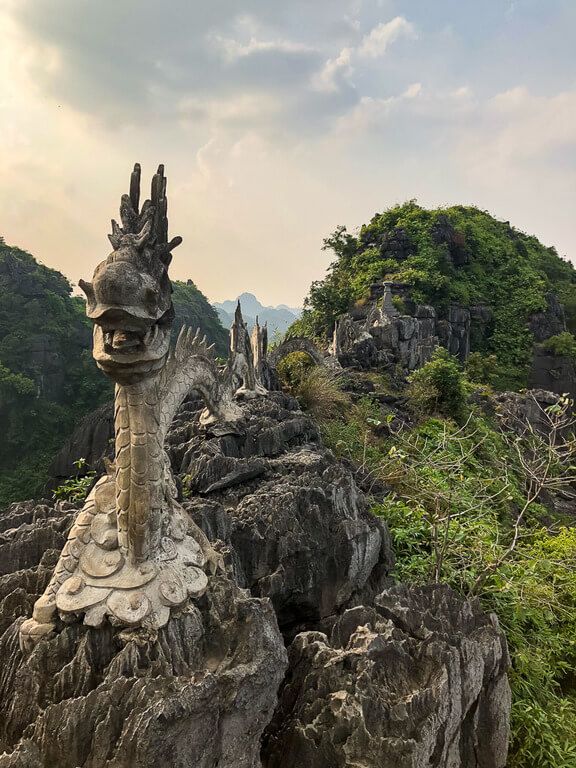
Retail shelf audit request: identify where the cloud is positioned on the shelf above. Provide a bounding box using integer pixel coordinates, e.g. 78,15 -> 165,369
311,47 -> 354,92
0,0 -> 574,306
310,15 -> 417,95
213,34 -> 315,61
459,86 -> 576,177
357,16 -> 417,58
334,81 -> 423,135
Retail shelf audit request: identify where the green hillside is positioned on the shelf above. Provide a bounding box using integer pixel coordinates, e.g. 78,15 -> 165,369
0,240 -> 110,506
293,202 -> 576,389
171,280 -> 228,357
0,242 -> 228,506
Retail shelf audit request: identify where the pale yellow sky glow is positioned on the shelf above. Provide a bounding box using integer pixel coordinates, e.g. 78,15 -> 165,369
0,0 -> 574,305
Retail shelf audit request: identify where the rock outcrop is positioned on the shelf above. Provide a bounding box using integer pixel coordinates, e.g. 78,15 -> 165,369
48,403 -> 114,486
264,585 -> 510,768
527,294 -> 576,398
528,347 -> 576,399
0,393 -> 511,767
0,575 -> 287,768
332,278 -> 575,399
171,392 -> 394,633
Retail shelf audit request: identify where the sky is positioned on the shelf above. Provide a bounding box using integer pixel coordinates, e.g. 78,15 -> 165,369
0,0 -> 575,306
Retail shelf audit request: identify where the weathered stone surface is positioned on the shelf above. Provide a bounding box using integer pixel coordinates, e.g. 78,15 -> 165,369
438,306 -> 471,362
528,347 -> 576,399
0,501 -> 77,576
1,365 -> 511,766
48,403 -> 114,485
0,573 -> 287,768
267,337 -> 325,369
431,214 -> 470,267
528,292 -> 567,343
493,388 -> 562,436
174,393 -> 394,632
264,584 -> 511,768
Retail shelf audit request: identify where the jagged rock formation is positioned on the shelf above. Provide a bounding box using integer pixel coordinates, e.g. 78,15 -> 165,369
527,293 -> 576,396
332,280 -> 496,373
332,281 -> 455,371
331,278 -> 576,399
528,292 -> 567,343
528,347 -> 576,398
492,388 -> 562,436
264,585 -> 510,768
0,577 -> 287,768
214,292 -> 302,337
170,392 -> 393,632
0,389 -> 511,767
40,389 -> 395,633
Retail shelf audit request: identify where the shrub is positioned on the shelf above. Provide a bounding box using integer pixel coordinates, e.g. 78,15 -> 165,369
466,351 -> 498,385
541,331 -> 576,359
320,389 -> 576,766
52,459 -> 96,503
407,348 -> 468,421
277,352 -> 350,422
276,351 -> 315,390
391,295 -> 407,314
295,202 -> 576,389
292,367 -> 350,422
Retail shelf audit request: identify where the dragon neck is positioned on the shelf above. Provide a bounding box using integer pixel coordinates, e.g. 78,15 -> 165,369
114,378 -> 165,564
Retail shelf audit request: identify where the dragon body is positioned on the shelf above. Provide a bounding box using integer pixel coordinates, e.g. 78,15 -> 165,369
20,166 -> 246,651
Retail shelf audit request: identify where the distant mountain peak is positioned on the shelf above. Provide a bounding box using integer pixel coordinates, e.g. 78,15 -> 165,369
213,292 -> 302,337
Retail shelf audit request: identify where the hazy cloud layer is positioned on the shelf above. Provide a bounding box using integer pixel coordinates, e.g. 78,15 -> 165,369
0,0 -> 574,304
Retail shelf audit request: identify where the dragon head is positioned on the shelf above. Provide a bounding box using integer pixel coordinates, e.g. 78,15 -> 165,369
80,164 -> 182,384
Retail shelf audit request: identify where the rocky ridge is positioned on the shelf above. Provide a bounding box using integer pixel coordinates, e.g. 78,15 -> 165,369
0,392 -> 511,767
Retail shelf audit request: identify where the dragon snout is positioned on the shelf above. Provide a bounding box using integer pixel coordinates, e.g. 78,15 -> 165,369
107,329 -> 142,350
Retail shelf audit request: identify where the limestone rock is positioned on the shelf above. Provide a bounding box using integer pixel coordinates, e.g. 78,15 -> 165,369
528,347 -> 576,399
48,403 -> 114,486
0,575 -> 287,768
431,214 -> 470,267
264,584 -> 511,768
528,292 -> 567,343
0,501 -> 78,576
493,388 -> 563,436
174,393 -> 394,632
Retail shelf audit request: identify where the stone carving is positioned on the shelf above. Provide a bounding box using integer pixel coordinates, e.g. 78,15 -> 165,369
229,301 -> 266,396
19,164 -> 247,651
267,336 -> 325,368
381,280 -> 399,318
251,316 -> 267,385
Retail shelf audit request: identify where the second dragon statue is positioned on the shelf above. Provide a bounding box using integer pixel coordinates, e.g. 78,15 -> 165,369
19,164 -> 260,650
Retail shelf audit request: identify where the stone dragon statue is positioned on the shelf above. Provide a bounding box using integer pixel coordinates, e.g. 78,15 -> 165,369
20,164 -> 260,651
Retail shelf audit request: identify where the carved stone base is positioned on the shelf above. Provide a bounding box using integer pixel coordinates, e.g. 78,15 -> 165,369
20,474 -> 210,652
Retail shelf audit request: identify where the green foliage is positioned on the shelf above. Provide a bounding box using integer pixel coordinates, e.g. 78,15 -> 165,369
320,393 -> 576,767
171,280 -> 228,357
541,331 -> 576,359
391,295 -> 407,314
0,242 -> 111,506
0,362 -> 35,402
292,368 -> 350,421
465,351 -> 499,385
52,459 -> 96,503
407,348 -> 468,421
277,352 -> 349,421
276,351 -> 315,389
295,203 -> 576,389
